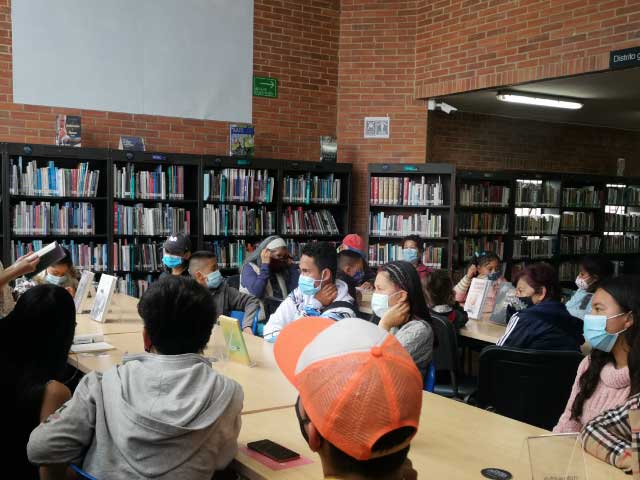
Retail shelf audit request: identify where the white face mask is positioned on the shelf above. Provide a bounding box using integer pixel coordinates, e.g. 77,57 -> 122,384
371,291 -> 402,318
575,276 -> 590,291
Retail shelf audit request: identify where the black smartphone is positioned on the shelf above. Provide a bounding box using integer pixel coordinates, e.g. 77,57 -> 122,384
247,439 -> 301,463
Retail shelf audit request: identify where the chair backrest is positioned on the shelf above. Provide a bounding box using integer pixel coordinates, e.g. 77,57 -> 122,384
229,310 -> 244,323
430,312 -> 459,374
227,274 -> 240,290
424,362 -> 436,392
477,346 -> 583,430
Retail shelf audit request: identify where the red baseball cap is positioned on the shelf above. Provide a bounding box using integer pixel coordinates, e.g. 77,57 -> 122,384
274,317 -> 423,461
338,234 -> 365,257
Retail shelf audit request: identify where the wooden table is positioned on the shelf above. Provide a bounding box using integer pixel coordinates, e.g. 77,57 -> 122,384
234,392 -> 627,480
74,294 -> 144,336
459,317 -> 506,344
69,326 -> 298,414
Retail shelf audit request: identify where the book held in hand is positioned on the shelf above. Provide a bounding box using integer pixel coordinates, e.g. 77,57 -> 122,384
463,277 -> 491,320
25,241 -> 66,278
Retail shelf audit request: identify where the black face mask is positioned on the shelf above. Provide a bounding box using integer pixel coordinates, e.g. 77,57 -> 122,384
518,296 -> 535,308
295,396 -> 310,443
270,259 -> 289,272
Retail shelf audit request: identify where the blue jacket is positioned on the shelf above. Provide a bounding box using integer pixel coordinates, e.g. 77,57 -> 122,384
497,300 -> 584,351
565,288 -> 593,320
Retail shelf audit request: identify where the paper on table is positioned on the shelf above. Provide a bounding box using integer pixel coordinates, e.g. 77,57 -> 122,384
70,342 -> 115,354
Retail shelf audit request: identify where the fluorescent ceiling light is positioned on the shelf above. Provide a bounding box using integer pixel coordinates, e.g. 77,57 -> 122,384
497,92 -> 583,110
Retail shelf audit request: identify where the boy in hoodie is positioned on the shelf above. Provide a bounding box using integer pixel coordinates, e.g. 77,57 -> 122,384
28,276 -> 244,480
189,250 -> 261,333
263,241 -> 357,340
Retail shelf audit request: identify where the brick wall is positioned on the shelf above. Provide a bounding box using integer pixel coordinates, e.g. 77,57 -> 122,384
428,111 -> 640,175
0,0 -> 339,159
415,0 -> 640,98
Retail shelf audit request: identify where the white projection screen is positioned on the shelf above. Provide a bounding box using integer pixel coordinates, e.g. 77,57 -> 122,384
11,0 -> 253,122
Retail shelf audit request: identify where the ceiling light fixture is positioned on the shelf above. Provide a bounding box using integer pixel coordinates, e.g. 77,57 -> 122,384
497,92 -> 583,110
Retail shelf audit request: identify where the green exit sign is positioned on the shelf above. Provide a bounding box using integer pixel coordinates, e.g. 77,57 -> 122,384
253,76 -> 278,98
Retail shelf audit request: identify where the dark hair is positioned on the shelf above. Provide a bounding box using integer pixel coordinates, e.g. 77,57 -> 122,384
513,262 -> 561,302
377,261 -> 431,323
138,276 -> 216,355
338,250 -> 363,265
571,275 -> 640,420
327,426 -> 415,479
301,241 -> 337,281
472,251 -> 501,268
188,250 -> 217,275
425,269 -> 454,306
0,284 -> 76,383
579,255 -> 614,293
55,247 -> 74,268
401,235 -> 422,252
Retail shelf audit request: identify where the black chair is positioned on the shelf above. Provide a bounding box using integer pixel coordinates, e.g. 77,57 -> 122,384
226,274 -> 240,290
263,295 -> 284,317
430,313 -> 477,400
477,346 -> 583,430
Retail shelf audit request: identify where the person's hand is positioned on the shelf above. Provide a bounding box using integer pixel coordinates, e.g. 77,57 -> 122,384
360,281 -> 374,291
379,300 -> 410,331
315,282 -> 337,307
466,264 -> 478,279
243,327 -> 254,335
65,287 -> 76,297
400,458 -> 417,480
8,253 -> 40,278
260,249 -> 272,265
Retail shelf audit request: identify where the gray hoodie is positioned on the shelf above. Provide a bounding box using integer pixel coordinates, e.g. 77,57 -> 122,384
28,353 -> 244,479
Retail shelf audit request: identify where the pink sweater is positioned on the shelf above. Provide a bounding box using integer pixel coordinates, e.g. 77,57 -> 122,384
553,356 -> 630,433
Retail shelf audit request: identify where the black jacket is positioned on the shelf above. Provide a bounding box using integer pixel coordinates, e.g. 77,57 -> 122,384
497,300 -> 583,351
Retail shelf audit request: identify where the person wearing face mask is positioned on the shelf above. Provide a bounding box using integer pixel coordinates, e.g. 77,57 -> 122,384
337,251 -> 376,291
189,251 -> 260,334
454,251 -> 507,316
401,235 -> 431,281
29,247 -> 79,296
160,233 -> 192,278
496,262 -> 583,351
240,235 -> 300,321
565,255 -> 614,320
554,275 -> 639,434
263,242 -> 356,340
370,260 -> 434,379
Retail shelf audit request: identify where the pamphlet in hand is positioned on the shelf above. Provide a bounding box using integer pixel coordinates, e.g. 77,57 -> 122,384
25,241 -> 66,278
463,277 -> 491,320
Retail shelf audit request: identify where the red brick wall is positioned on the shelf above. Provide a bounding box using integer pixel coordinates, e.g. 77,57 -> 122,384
0,0 -> 339,159
415,0 -> 640,98
337,0 -> 428,235
429,111 -> 640,175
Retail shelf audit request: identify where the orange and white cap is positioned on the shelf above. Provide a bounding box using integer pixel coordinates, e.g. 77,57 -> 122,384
274,317 -> 423,461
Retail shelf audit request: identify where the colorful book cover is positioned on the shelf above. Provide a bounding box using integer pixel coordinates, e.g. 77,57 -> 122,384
229,124 -> 255,157
320,136 -> 337,162
55,114 -> 82,147
118,136 -> 146,151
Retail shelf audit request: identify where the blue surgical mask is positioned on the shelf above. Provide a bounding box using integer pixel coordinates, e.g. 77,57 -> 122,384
371,291 -> 402,318
46,273 -> 65,286
206,270 -> 223,289
352,271 -> 364,284
402,248 -> 419,263
299,275 -> 322,296
487,272 -> 500,281
583,312 -> 629,352
163,255 -> 183,269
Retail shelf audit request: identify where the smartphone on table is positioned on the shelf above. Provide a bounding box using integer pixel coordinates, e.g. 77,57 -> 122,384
247,439 -> 301,463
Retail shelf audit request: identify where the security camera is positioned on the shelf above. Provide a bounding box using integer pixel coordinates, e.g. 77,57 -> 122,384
427,99 -> 458,115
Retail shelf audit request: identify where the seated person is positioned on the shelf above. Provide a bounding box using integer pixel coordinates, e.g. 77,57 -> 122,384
274,316 -> 423,480
425,269 -> 469,330
337,249 -> 375,291
580,392 -> 640,473
497,262 -> 583,351
1,284 -> 76,480
454,251 -> 507,315
0,253 -> 40,316
565,254 -> 614,320
554,275 -> 637,433
160,233 -> 192,277
28,276 -> 244,480
371,260 -> 434,379
15,247 -> 79,298
401,235 -> 431,280
263,241 -> 356,339
189,250 -> 260,334
240,235 -> 299,320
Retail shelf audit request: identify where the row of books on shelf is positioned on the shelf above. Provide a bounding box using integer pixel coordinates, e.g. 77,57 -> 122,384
562,186 -> 602,208
513,238 -> 554,260
369,211 -> 443,238
560,212 -> 594,231
205,240 -> 253,268
9,159 -> 100,198
559,235 -> 601,255
603,234 -> 640,254
459,184 -> 510,207
514,214 -> 560,235
559,262 -> 580,283
203,169 -> 274,204
202,205 -> 276,236
282,208 -> 340,236
605,212 -> 640,231
457,213 -> 508,234
113,164 -> 185,200
10,240 -> 108,271
459,237 -> 504,262
370,176 -> 444,206
283,174 -> 341,204
113,240 -> 163,272
12,201 -> 96,236
606,186 -> 640,206
515,182 -> 559,206
114,203 -> 191,236
368,243 -> 444,269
